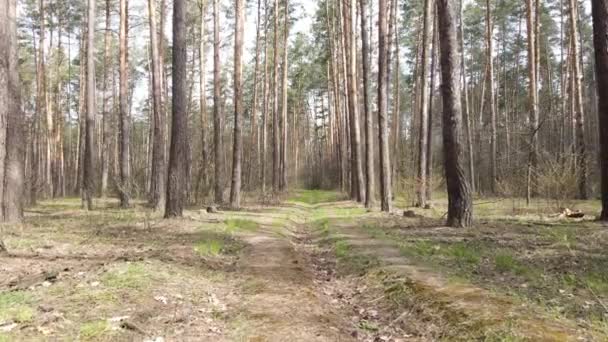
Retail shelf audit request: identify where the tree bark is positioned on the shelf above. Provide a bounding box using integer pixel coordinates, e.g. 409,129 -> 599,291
165,0 -> 189,218
344,0 -> 365,202
3,0 -> 24,222
83,0 -> 97,210
101,0 -> 112,198
593,0 -> 608,219
437,0 -> 473,227
248,0 -> 262,190
272,0 -> 280,193
568,0 -> 588,199
416,0 -> 433,208
149,0 -> 166,210
118,0 -> 130,208
261,0 -> 270,194
213,0 -> 224,204
377,0 -> 392,211
279,0 -> 289,191
525,0 -> 539,205
359,0 -> 374,208
230,0 -> 244,209
486,0 -> 498,194
0,0 -> 8,218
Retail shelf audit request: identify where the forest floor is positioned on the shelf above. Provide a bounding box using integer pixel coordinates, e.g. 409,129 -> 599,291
1,190 -> 608,341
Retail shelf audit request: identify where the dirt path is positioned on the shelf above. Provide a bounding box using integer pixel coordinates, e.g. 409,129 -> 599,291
229,225 -> 355,341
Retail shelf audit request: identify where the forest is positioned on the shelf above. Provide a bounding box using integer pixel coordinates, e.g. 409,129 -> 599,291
1,0 -> 608,340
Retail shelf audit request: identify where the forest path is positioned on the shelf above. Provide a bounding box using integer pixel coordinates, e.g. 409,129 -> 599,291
227,211 -> 355,341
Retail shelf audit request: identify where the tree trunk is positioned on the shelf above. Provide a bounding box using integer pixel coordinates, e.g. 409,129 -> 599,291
149,0 -> 166,210
525,0 -> 539,205
359,0 -> 374,208
101,0 -> 112,198
486,0 -> 498,194
0,0 -> 8,218
460,0 -> 475,193
272,0 -> 280,193
230,0 -> 244,209
261,0 -> 269,194
118,0 -> 130,208
569,0 -> 588,199
83,0 -> 97,210
378,0 -> 392,212
437,0 -> 473,228
426,23 -> 438,203
197,0 -> 209,202
248,0 -> 262,190
279,0 -> 289,191
416,0 -> 433,208
344,0 -> 365,202
213,0 -> 224,204
592,0 -> 608,219
3,0 -> 24,222
165,0 -> 189,218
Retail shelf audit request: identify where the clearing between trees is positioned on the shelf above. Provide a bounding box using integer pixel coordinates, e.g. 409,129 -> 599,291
1,190 -> 607,341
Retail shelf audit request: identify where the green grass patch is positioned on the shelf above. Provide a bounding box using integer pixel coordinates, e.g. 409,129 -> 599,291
411,240 -> 440,257
79,320 -> 111,340
101,263 -> 150,290
494,253 -> 529,275
195,239 -> 225,256
225,219 -> 259,232
0,291 -> 34,323
447,242 -> 482,265
543,226 -> 577,250
334,240 -> 350,258
289,190 -> 343,205
584,272 -> 608,293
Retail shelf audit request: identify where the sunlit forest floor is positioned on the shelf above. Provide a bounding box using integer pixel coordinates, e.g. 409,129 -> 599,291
1,190 -> 608,341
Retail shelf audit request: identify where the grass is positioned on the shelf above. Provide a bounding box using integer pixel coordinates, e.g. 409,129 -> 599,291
288,190 -> 344,205
225,218 -> 259,232
334,240 -> 350,258
101,262 -> 150,290
584,272 -> 608,293
0,292 -> 34,323
447,242 -> 482,265
79,320 -> 111,340
493,252 -> 538,278
195,239 -> 225,256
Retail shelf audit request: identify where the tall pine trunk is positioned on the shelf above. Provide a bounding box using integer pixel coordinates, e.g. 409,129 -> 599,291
359,0 -> 374,208
149,0 -> 166,210
592,0 -> 608,219
230,0 -> 244,209
83,0 -> 97,210
213,0 -> 224,204
416,0 -> 433,208
568,0 -> 588,199
3,0 -> 24,222
165,0 -> 189,218
378,0 -> 392,212
437,0 -> 473,227
118,0 -> 130,208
